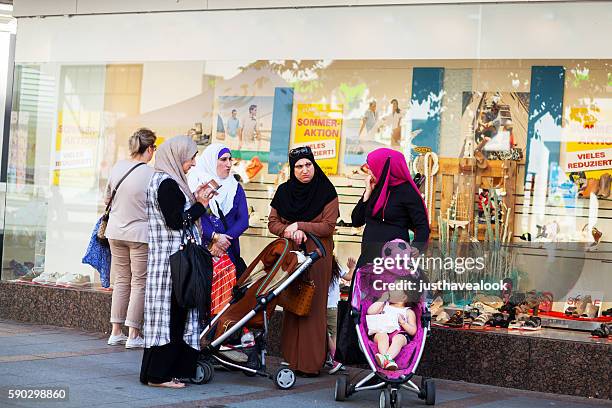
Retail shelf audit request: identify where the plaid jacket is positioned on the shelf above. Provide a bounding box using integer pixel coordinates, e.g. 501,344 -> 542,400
143,172 -> 201,350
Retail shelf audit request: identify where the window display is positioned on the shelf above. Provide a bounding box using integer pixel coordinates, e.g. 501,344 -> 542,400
1,58 -> 611,345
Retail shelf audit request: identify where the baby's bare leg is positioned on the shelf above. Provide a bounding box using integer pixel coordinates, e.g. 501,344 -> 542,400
387,335 -> 408,360
374,332 -> 390,354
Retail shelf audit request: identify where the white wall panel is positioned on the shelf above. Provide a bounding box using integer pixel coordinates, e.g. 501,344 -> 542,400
13,2 -> 612,63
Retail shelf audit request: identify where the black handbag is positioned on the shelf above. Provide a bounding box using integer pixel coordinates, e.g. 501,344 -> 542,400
334,299 -> 368,365
169,214 -> 214,322
215,202 -> 248,279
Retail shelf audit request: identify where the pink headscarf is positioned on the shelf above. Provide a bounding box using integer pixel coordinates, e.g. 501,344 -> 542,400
366,148 -> 428,219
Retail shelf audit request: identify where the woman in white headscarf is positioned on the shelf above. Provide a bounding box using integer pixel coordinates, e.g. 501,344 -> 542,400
187,143 -> 249,276
140,136 -> 215,389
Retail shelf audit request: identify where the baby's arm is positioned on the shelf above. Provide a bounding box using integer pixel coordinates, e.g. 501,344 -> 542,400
367,301 -> 385,315
399,309 -> 417,336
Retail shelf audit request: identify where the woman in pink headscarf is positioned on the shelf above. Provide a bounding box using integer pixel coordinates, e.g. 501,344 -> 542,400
352,148 -> 430,268
336,148 -> 429,366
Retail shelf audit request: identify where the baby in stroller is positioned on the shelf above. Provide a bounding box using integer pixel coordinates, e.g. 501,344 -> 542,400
367,282 -> 418,371
334,239 -> 436,406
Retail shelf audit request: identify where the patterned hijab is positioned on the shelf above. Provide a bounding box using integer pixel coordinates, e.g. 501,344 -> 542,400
154,135 -> 198,204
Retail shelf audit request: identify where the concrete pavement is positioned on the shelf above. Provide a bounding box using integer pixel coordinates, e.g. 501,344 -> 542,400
0,320 -> 610,408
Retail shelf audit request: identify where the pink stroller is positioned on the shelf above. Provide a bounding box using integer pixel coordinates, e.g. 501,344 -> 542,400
334,240 -> 435,407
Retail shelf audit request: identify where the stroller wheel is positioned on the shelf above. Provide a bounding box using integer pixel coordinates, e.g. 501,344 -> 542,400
391,389 -> 402,408
334,375 -> 348,401
274,367 -> 296,390
379,389 -> 391,408
191,360 -> 214,385
424,379 -> 436,406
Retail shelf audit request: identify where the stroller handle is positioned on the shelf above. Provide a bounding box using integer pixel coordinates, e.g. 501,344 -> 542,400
305,232 -> 326,259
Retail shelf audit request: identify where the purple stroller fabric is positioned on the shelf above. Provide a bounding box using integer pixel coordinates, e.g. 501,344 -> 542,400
351,240 -> 425,380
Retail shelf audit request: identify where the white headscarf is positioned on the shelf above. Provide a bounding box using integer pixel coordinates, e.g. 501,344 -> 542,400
187,142 -> 238,218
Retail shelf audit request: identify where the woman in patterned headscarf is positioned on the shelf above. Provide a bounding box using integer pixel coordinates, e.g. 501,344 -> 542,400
140,136 -> 215,389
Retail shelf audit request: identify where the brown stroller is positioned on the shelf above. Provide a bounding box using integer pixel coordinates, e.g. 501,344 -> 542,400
193,233 -> 326,389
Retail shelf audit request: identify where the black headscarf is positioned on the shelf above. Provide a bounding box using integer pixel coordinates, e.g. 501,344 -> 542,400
270,147 -> 338,223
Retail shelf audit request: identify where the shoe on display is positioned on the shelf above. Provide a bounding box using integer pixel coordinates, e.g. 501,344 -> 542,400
579,178 -> 599,197
9,259 -> 30,277
590,323 -> 610,338
17,267 -> 43,283
597,173 -> 610,198
56,272 -> 92,288
65,273 -> 92,288
107,333 -> 128,346
32,271 -> 62,285
232,159 -> 250,184
248,211 -> 263,228
245,156 -> 263,180
522,316 -> 542,331
125,336 -> 145,349
582,302 -> 598,318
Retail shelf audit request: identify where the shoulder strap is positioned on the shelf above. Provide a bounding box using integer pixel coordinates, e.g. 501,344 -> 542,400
105,162 -> 146,212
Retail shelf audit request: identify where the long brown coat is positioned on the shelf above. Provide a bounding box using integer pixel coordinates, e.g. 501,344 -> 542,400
268,198 -> 338,374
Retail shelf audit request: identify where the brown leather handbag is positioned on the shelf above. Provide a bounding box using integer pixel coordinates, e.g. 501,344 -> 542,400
279,278 -> 316,317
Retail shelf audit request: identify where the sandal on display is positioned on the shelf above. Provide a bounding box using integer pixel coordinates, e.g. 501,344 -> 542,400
508,320 -> 524,329
446,311 -> 465,328
434,311 -> 450,324
522,316 -> 542,331
490,312 -> 511,328
590,324 -> 610,338
579,178 -> 599,197
519,232 -> 532,241
470,313 -> 492,328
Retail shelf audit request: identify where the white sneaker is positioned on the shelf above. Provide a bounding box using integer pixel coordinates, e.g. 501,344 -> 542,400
55,272 -> 76,287
125,336 -> 145,349
107,333 -> 128,345
32,271 -> 62,285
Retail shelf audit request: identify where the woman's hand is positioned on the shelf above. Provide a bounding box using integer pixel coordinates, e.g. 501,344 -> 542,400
215,233 -> 232,251
363,174 -> 376,201
210,244 -> 224,258
195,184 -> 215,206
291,230 -> 307,246
284,222 -> 299,234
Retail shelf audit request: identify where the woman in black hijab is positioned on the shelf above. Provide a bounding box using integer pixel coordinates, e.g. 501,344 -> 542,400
268,146 -> 339,375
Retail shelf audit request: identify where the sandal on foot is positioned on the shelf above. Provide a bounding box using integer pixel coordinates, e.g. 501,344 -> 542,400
385,357 -> 398,371
375,353 -> 386,368
148,379 -> 186,389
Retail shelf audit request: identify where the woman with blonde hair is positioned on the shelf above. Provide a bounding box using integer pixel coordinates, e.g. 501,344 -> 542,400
105,128 -> 156,349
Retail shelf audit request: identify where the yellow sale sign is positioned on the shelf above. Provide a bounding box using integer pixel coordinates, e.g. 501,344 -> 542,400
294,104 -> 343,175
